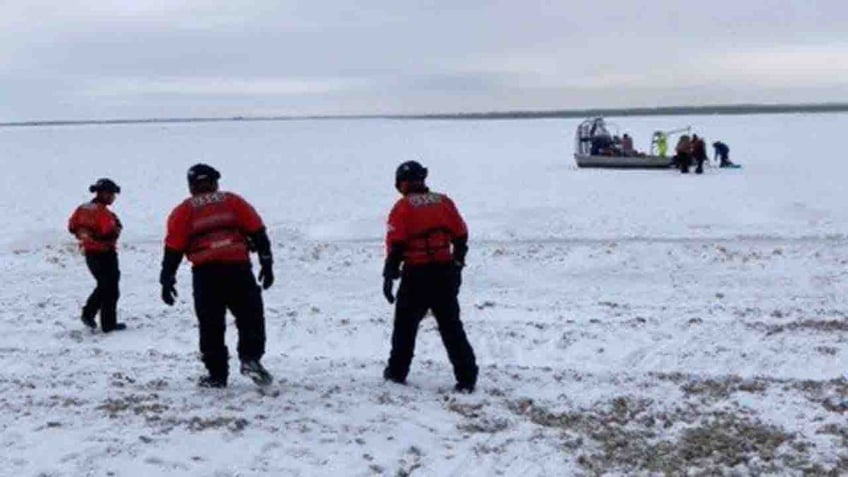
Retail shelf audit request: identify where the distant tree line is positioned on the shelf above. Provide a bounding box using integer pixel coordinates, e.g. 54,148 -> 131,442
392,103 -> 848,120
2,103 -> 848,128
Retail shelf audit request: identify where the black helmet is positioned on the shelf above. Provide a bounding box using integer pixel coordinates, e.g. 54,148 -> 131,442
89,178 -> 121,194
187,163 -> 221,185
395,160 -> 428,183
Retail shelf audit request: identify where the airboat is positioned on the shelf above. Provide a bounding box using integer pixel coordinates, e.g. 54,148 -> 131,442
574,117 -> 690,169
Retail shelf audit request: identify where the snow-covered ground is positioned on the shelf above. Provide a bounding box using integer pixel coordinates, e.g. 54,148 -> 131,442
1,114 -> 846,476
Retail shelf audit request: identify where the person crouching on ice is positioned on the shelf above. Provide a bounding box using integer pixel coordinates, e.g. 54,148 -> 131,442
159,164 -> 275,389
382,160 -> 478,393
713,141 -> 736,168
68,178 -> 126,333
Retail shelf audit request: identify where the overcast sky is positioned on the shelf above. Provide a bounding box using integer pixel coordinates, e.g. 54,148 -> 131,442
1,0 -> 847,121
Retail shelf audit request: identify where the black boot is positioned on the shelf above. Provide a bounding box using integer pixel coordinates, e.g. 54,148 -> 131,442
81,312 -> 97,330
102,323 -> 127,333
383,366 -> 406,385
454,381 -> 475,394
198,375 -> 227,388
240,360 -> 273,386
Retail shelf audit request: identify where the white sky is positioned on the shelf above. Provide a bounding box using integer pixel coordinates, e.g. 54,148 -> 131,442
1,0 -> 847,121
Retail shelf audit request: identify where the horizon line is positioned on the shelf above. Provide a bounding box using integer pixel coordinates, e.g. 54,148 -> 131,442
2,102 -> 848,128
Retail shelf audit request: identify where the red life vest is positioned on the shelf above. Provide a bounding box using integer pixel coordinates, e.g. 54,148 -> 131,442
68,201 -> 121,253
165,191 -> 264,266
386,191 -> 468,266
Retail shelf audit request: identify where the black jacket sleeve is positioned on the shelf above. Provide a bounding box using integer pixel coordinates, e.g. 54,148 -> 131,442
160,247 -> 183,285
383,243 -> 404,279
248,227 -> 273,265
452,236 -> 468,266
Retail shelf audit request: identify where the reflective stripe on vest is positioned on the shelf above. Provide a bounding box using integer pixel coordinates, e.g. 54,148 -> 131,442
406,226 -> 454,264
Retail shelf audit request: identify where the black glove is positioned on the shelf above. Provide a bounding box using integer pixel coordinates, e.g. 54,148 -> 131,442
161,281 -> 178,306
383,277 -> 396,304
160,247 -> 183,306
451,237 -> 468,296
258,257 -> 274,290
382,243 -> 403,305
249,228 -> 274,290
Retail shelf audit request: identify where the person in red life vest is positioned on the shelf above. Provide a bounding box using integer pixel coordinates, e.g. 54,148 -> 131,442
68,178 -> 126,333
159,164 -> 275,389
692,134 -> 709,174
382,161 -> 478,393
675,135 -> 693,174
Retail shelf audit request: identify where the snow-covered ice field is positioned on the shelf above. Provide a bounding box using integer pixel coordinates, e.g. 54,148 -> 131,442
1,114 -> 847,475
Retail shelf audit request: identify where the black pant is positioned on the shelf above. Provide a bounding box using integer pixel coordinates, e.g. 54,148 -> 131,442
82,251 -> 120,331
695,154 -> 706,174
386,263 -> 478,386
678,153 -> 692,173
192,263 -> 266,379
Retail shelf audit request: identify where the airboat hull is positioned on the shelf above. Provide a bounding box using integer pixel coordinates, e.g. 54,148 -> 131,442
574,154 -> 673,169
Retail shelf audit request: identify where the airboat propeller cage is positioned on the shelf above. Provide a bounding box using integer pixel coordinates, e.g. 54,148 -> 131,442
575,117 -> 613,157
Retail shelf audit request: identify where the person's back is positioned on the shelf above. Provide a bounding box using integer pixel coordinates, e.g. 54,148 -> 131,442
382,160 -> 478,393
166,191 -> 261,266
676,135 -> 691,154
387,191 -> 465,267
160,164 -> 275,389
